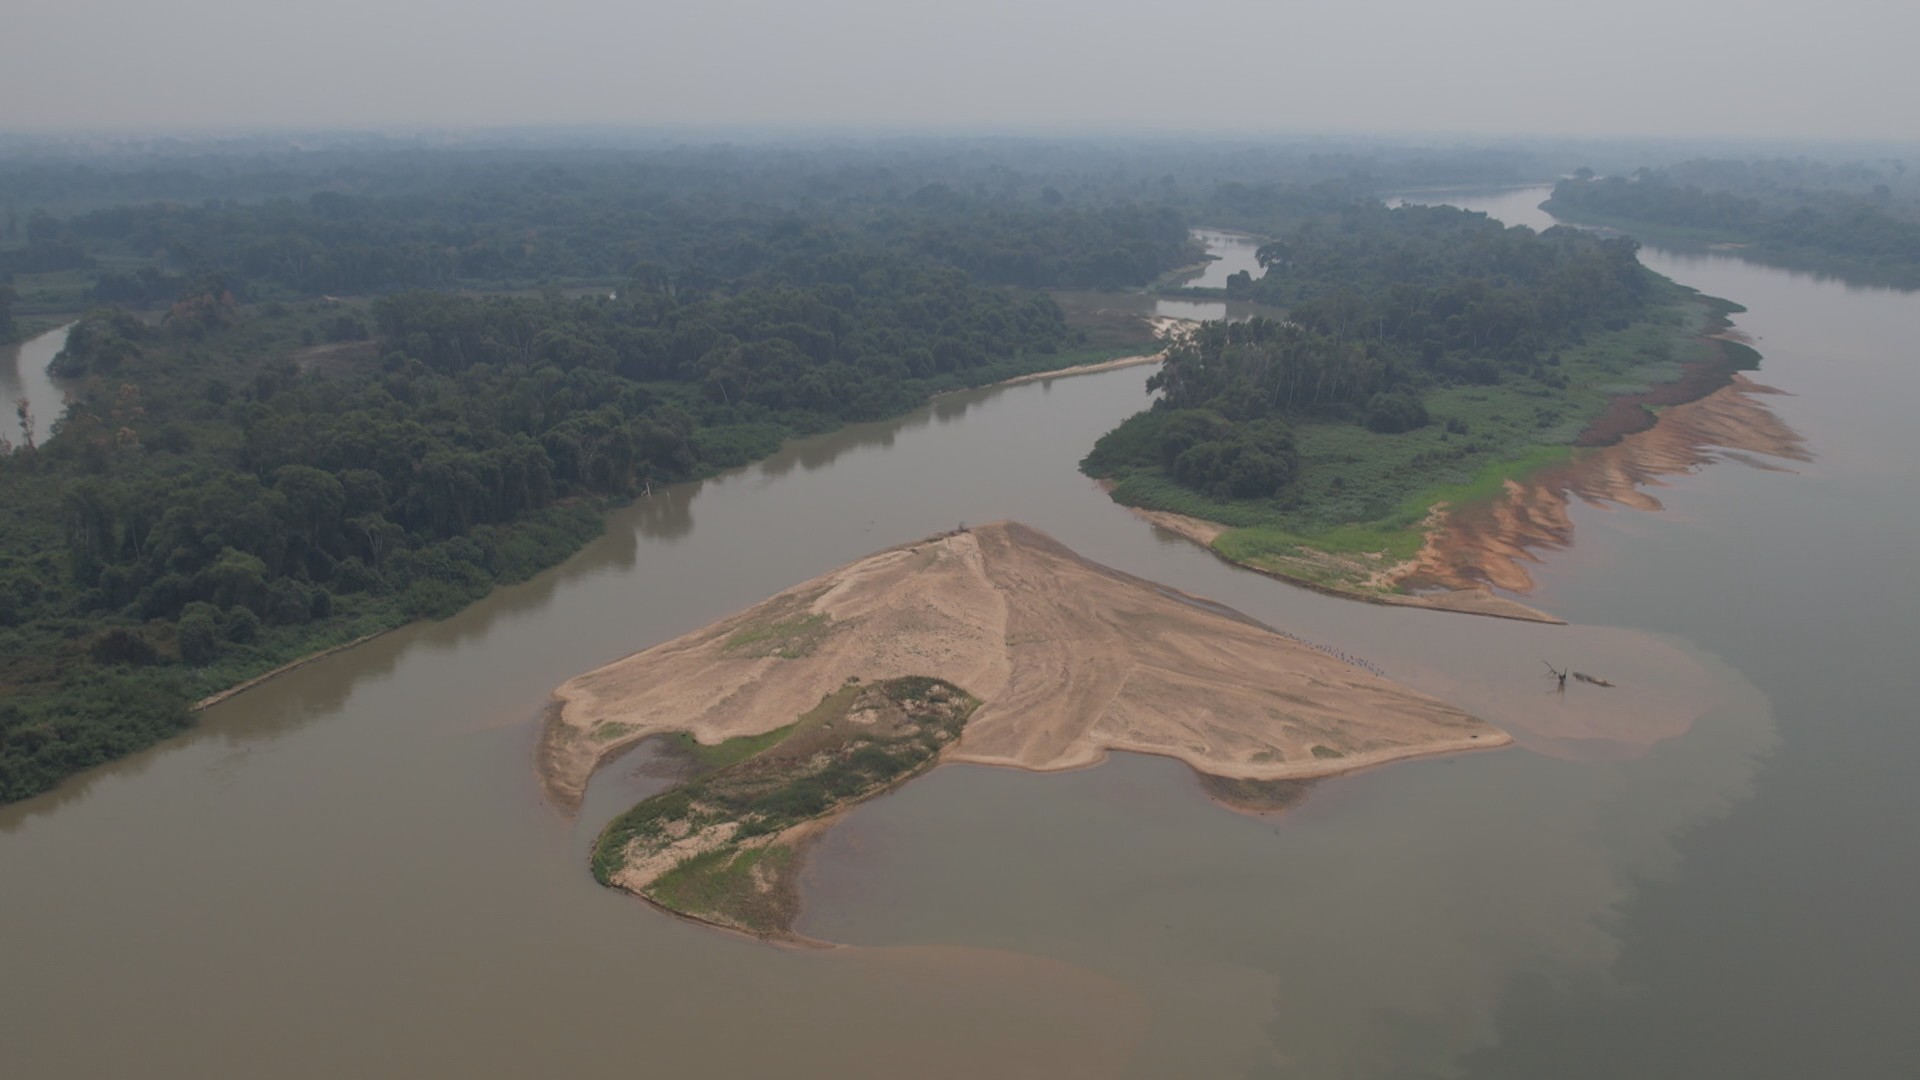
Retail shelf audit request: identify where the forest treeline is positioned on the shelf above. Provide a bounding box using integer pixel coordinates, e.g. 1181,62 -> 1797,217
0,134 -> 1600,320
1086,204 -> 1653,505
1545,164 -> 1920,287
36,188 -> 1197,298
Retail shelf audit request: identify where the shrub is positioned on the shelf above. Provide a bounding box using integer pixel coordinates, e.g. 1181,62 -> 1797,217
225,607 -> 261,644
1365,392 -> 1430,434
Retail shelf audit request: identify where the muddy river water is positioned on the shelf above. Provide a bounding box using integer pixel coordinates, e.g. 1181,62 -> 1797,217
4,192 -> 1917,1077
0,323 -> 71,449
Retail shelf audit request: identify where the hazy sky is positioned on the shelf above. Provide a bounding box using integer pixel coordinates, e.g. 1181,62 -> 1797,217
8,0 -> 1916,139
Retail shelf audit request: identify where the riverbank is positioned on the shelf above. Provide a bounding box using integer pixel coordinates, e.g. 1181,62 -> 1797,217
545,521 -> 1507,937
989,316 -> 1189,388
0,308 -> 1162,806
1093,290 -> 1793,619
1117,496 -> 1563,623
1541,198 -> 1920,291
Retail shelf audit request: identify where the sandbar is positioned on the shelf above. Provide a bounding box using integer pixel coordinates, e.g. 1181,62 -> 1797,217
541,522 -> 1505,935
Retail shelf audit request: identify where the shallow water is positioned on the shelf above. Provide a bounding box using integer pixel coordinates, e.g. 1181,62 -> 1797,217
3,213 -> 1917,1077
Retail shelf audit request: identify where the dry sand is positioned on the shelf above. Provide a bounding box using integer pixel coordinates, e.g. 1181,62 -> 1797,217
540,522 -> 1505,814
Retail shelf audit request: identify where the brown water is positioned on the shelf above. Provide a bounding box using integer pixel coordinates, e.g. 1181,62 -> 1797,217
1178,228 -> 1266,289
0,323 -> 71,448
4,214 -> 1918,1077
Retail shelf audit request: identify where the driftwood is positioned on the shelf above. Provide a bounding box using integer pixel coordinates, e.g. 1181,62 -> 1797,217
1572,672 -> 1615,688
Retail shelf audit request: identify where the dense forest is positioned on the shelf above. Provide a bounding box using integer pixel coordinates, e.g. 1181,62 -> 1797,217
1545,162 -> 1920,287
1085,204 -> 1657,511
0,214 -> 1111,801
0,280 -> 16,343
0,136 -> 1744,801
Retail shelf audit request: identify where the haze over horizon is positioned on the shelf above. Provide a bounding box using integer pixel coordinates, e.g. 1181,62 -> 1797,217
9,0 -> 1916,141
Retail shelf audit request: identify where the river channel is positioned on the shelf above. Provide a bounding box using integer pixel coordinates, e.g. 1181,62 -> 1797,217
3,197 -> 1916,1077
0,323 -> 71,449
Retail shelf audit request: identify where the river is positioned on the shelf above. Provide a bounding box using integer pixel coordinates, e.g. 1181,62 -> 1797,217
3,204 -> 1916,1077
0,324 -> 71,448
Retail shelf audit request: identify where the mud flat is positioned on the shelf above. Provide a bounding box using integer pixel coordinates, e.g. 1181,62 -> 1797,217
542,521 -> 1505,938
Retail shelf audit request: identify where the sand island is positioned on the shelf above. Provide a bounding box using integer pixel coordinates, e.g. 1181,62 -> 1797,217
541,521 -> 1504,939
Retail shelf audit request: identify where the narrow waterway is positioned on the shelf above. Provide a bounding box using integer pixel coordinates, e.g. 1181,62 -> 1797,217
1,218 -> 1915,1077
1178,227 -> 1265,288
0,323 -> 71,448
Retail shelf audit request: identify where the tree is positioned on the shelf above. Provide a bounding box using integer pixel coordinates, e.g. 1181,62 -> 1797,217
177,604 -> 221,665
274,465 -> 345,551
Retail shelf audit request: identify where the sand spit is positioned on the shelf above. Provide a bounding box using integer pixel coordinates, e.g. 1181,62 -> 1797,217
1405,374 -> 1808,594
991,315 -> 1192,388
992,352 -> 1161,388
540,522 -> 1505,817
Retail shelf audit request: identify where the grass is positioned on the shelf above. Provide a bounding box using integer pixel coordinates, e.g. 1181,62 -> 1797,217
648,844 -> 795,930
1100,282 -> 1719,595
672,722 -> 797,769
591,677 -> 979,934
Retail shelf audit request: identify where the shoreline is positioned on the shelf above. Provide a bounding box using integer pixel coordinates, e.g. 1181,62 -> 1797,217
547,522 -> 1509,940
1106,488 -> 1563,624
616,732 -> 1513,944
989,350 -> 1164,388
984,315 -> 1193,390
149,330 -> 1187,750
1100,304 -> 1779,620
191,629 -> 393,711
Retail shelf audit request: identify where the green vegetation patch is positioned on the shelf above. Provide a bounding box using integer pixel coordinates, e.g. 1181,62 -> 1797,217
1088,273 -> 1716,596
592,676 -> 979,935
647,844 -> 798,933
671,722 -> 798,770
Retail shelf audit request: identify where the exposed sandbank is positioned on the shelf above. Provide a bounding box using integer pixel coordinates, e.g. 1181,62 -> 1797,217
988,315 -> 1190,389
543,522 -> 1506,935
542,521 -> 1503,815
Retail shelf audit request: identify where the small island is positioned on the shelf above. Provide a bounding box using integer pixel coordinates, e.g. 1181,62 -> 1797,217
1083,201 -> 1781,616
541,521 -> 1505,939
